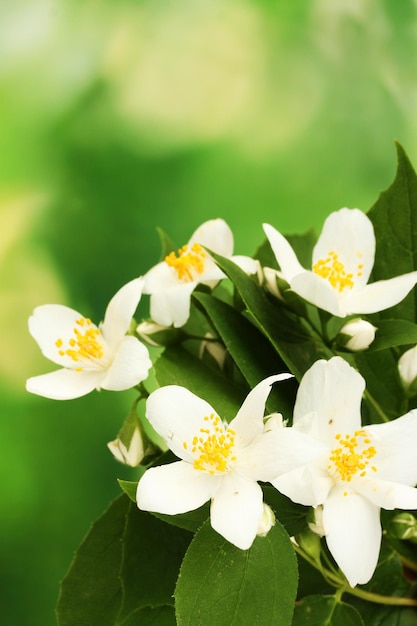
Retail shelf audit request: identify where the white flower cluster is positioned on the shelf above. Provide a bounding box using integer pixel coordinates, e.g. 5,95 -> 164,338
26,211 -> 417,589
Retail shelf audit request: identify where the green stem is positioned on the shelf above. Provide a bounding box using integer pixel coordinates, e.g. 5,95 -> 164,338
135,382 -> 150,399
293,543 -> 417,607
363,390 -> 390,423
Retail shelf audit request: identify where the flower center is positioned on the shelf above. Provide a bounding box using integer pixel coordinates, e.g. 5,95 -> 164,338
313,251 -> 363,292
165,243 -> 206,282
183,413 -> 237,475
328,430 -> 377,483
55,317 -> 105,370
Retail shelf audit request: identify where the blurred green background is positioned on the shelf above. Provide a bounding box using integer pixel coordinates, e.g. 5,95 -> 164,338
2,0 -> 417,624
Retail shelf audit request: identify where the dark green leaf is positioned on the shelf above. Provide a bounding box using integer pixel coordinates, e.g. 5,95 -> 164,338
369,319 -> 417,351
120,605 -> 176,626
355,350 -> 404,422
151,503 -> 210,533
367,143 -> 417,323
118,505 -> 191,621
263,485 -> 309,536
175,519 -> 298,626
210,250 -> 333,379
292,595 -> 364,626
193,291 -> 297,417
154,345 -> 245,422
56,496 -> 128,626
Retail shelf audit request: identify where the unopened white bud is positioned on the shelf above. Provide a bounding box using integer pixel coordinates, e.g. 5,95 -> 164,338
339,318 -> 377,351
307,505 -> 325,537
256,503 -> 276,537
107,427 -> 144,467
199,333 -> 227,369
263,267 -> 284,300
398,345 -> 417,387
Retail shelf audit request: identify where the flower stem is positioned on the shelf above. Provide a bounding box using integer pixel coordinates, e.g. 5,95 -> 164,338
363,390 -> 390,423
293,543 -> 417,607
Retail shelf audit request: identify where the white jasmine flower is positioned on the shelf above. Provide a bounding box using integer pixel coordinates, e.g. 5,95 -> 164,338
271,357 -> 417,587
143,218 -> 258,328
26,278 -> 152,400
137,373 -> 293,550
264,209 -> 417,317
398,345 -> 417,388
339,318 -> 377,351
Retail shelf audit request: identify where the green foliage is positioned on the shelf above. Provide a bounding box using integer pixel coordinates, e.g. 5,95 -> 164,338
57,144 -> 417,625
175,520 -> 298,626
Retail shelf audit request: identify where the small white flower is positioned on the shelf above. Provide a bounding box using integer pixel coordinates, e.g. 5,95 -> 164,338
26,278 -> 152,400
137,373 -> 293,550
271,357 -> 417,587
143,219 -> 258,328
264,209 -> 417,317
398,345 -> 417,388
339,318 -> 377,351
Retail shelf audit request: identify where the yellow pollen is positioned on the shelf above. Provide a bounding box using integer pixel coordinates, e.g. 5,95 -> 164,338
56,317 -> 104,364
189,413 -> 236,474
313,251 -> 356,292
329,429 -> 377,482
165,243 -> 206,282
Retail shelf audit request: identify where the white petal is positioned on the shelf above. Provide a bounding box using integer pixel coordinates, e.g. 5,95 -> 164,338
343,272 -> 417,315
272,463 -> 333,507
313,208 -> 375,288
293,357 -> 364,444
354,477 -> 417,510
137,461 -> 217,514
149,282 -> 197,327
230,255 -> 259,275
100,336 -> 151,391
189,218 -> 234,257
230,373 -> 293,447
291,271 -> 346,316
143,261 -> 180,293
26,368 -> 104,400
365,410 -> 417,485
239,427 -> 324,483
146,385 -> 218,461
29,304 -> 98,368
323,486 -> 381,587
263,223 -> 305,282
210,473 -> 263,549
101,277 -> 144,350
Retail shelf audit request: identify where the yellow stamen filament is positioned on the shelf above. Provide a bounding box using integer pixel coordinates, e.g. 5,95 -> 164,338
55,318 -> 104,366
328,429 -> 377,482
165,243 -> 206,282
313,251 -> 359,292
184,413 -> 236,475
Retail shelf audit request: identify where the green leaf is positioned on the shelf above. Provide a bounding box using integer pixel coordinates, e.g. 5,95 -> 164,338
121,605 -> 176,626
193,291 -> 297,418
355,350 -> 404,422
57,496 -> 128,626
369,319 -> 417,351
263,485 -> 309,536
118,479 -> 138,502
292,595 -> 364,626
118,505 -> 191,622
151,503 -> 210,534
154,344 -> 244,422
367,143 -> 417,323
210,250 -> 332,380
157,226 -> 177,259
175,519 -> 298,626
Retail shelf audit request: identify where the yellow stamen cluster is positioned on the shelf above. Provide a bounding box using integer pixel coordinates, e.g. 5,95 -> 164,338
313,251 -> 362,292
55,318 -> 104,367
184,413 -> 236,475
329,429 -> 377,483
165,243 -> 206,282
